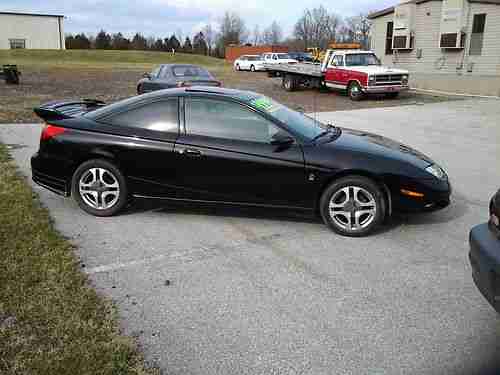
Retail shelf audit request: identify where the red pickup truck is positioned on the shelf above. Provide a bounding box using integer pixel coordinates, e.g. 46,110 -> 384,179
264,49 -> 410,101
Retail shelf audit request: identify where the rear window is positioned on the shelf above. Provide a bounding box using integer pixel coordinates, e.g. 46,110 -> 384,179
172,66 -> 210,78
99,99 -> 179,133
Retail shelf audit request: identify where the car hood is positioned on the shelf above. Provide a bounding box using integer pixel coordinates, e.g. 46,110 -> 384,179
322,127 -> 434,169
347,66 -> 409,75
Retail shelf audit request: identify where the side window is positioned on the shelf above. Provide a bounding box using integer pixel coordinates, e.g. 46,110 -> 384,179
331,55 -> 344,67
185,98 -> 280,143
104,99 -> 178,133
159,66 -> 170,78
385,21 -> 394,55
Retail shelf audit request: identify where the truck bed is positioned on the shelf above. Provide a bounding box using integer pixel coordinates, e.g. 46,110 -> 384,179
263,62 -> 323,78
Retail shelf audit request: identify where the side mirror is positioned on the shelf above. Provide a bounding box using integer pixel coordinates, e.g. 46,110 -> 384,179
143,72 -> 151,79
270,132 -> 294,147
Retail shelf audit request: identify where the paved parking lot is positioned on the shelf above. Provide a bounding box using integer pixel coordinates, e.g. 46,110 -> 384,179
1,98 -> 500,375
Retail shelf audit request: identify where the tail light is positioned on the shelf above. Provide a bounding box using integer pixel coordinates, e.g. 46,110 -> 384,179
41,124 -> 66,141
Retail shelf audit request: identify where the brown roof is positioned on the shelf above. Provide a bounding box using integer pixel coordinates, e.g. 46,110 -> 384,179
368,0 -> 500,19
0,11 -> 64,18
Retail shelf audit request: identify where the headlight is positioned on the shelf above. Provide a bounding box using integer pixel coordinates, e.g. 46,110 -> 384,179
369,75 -> 376,85
425,164 -> 447,180
402,75 -> 409,85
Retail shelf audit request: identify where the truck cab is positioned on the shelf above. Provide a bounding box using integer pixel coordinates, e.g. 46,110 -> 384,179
322,50 -> 409,100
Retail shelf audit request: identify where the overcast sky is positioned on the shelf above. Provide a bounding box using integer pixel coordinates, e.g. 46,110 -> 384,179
1,0 -> 396,39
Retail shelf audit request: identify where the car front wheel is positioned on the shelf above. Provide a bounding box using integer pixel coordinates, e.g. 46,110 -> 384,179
250,65 -> 256,72
71,159 -> 128,217
320,176 -> 386,237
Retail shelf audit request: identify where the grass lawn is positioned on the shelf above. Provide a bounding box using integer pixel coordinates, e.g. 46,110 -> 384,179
0,144 -> 158,375
0,49 -> 227,70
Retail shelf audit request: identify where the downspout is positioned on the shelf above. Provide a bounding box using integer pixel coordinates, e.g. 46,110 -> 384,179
58,16 -> 62,49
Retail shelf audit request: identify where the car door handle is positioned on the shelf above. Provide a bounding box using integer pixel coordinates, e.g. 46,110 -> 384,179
178,148 -> 202,157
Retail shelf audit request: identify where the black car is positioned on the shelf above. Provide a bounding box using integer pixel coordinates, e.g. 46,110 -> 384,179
288,52 -> 314,63
137,64 -> 220,95
469,189 -> 500,313
31,87 -> 451,236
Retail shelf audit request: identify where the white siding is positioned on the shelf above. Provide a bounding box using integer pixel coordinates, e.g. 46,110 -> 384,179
371,1 -> 500,77
0,14 -> 64,50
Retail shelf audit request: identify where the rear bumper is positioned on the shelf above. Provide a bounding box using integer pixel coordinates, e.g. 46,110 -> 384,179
31,153 -> 69,196
469,223 -> 500,313
363,85 -> 409,94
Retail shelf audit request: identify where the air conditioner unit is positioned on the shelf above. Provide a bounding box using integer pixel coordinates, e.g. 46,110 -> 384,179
439,31 -> 466,49
439,0 -> 466,49
392,1 -> 416,50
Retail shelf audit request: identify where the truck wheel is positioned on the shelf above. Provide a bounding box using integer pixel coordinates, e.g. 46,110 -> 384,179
348,82 -> 364,101
282,75 -> 296,92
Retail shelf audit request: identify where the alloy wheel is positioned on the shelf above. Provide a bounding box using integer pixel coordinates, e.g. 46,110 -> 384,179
79,167 -> 120,210
329,186 -> 377,231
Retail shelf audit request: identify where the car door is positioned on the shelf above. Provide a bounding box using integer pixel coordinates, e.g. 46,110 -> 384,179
172,96 -> 309,207
325,54 -> 345,88
240,56 -> 249,70
96,98 -> 181,197
141,66 -> 161,93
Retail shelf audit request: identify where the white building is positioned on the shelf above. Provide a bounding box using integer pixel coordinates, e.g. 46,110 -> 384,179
369,0 -> 500,96
0,11 -> 65,50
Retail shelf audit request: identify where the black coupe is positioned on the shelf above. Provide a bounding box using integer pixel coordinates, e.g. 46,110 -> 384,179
31,88 -> 451,236
137,64 -> 220,95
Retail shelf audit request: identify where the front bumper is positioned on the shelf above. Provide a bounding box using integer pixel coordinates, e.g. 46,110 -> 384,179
363,85 -> 409,94
31,153 -> 69,196
391,177 -> 451,212
469,223 -> 500,313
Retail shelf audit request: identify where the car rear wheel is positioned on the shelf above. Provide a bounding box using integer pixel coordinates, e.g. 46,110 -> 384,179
320,176 -> 386,237
137,84 -> 143,95
348,81 -> 364,101
71,159 -> 128,217
250,65 -> 256,72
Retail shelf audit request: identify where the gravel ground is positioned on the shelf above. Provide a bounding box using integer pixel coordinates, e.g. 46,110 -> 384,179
1,98 -> 499,375
0,66 -> 456,123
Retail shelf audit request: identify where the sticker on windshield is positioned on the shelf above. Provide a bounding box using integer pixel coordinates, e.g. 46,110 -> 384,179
250,97 -> 280,113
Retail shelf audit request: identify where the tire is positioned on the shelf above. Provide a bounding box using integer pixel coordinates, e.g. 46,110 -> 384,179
282,75 -> 296,92
319,176 -> 386,237
71,159 -> 128,217
137,84 -> 143,95
235,64 -> 241,71
348,81 -> 364,101
250,65 -> 256,72
385,92 -> 399,99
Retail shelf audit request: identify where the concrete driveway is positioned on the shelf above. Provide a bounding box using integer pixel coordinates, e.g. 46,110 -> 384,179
1,99 -> 500,375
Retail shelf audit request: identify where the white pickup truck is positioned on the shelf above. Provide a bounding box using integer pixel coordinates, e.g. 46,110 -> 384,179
264,49 -> 410,100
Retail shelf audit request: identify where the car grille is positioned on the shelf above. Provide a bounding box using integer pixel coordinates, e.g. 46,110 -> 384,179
373,74 -> 404,86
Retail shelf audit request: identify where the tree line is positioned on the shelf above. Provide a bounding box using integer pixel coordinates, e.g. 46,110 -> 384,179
65,6 -> 371,58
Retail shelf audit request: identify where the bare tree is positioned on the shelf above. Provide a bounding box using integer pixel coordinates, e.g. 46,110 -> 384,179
342,14 -> 371,48
262,21 -> 283,45
252,24 -> 261,46
202,24 -> 215,55
294,7 -> 341,49
219,11 -> 247,46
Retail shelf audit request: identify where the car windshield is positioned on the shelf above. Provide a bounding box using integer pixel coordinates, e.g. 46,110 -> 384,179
277,54 -> 291,59
172,66 -> 211,78
345,53 -> 381,66
248,96 -> 328,141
